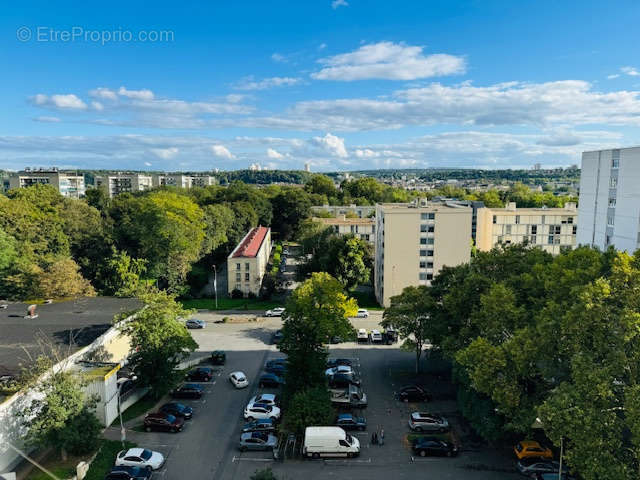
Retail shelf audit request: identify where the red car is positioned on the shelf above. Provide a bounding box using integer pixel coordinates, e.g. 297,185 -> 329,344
144,413 -> 184,433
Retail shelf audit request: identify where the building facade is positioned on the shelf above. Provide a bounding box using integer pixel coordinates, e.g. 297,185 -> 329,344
311,204 -> 376,219
8,168 -> 85,197
577,147 -> 640,253
476,202 -> 578,255
152,174 -> 216,189
374,200 -> 472,307
227,226 -> 272,297
313,215 -> 376,244
94,173 -> 153,198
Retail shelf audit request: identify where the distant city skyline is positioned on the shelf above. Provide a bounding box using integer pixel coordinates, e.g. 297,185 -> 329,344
2,1 -> 640,171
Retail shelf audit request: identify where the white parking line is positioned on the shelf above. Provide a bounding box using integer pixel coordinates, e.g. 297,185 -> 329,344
324,458 -> 372,464
231,456 -> 273,463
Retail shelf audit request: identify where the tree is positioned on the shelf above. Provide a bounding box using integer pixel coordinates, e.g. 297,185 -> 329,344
271,189 -> 312,240
118,289 -> 198,398
101,249 -> 147,297
39,258 -> 96,299
201,204 -> 235,255
283,386 -> 335,435
382,286 -> 436,373
305,175 -> 338,199
329,236 -> 373,291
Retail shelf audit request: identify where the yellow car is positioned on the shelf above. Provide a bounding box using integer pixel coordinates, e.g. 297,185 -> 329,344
514,440 -> 553,460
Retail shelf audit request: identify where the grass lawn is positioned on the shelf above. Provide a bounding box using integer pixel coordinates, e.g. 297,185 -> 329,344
349,290 -> 383,310
120,393 -> 160,423
84,440 -> 136,480
181,297 -> 282,311
26,462 -> 76,480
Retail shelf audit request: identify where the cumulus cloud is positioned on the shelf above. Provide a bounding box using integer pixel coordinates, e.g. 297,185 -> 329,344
607,74 -> 620,80
150,147 -> 179,159
311,41 -> 465,81
89,87 -> 118,100
211,144 -> 234,159
118,86 -> 155,100
312,133 -> 348,157
267,148 -> 284,159
91,101 -> 104,111
32,93 -> 87,110
331,0 -> 348,9
235,76 -> 302,91
621,66 -> 640,76
271,53 -> 287,63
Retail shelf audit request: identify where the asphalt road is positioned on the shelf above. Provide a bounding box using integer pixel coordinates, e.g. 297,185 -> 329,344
105,316 -> 520,480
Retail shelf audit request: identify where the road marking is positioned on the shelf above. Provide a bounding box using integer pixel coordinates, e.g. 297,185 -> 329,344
324,458 -> 372,464
232,456 -> 273,463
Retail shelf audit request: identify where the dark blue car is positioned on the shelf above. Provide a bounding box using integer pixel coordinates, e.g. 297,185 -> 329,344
159,402 -> 193,419
104,465 -> 152,480
259,373 -> 285,388
171,383 -> 204,399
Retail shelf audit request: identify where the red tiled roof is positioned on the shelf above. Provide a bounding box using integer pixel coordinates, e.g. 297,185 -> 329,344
232,226 -> 269,258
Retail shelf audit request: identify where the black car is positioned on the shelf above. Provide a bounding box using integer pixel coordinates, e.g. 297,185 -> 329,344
259,373 -> 285,388
328,373 -> 360,388
171,383 -> 204,399
517,458 -> 569,476
104,466 -> 152,480
396,385 -> 432,402
327,358 -> 353,368
242,418 -> 276,434
336,413 -> 367,431
159,402 -> 193,419
411,437 -> 458,457
211,350 -> 226,365
186,367 -> 214,382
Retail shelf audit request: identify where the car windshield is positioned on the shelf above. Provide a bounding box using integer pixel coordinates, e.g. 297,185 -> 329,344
345,433 -> 354,444
141,449 -> 152,460
165,414 -> 176,422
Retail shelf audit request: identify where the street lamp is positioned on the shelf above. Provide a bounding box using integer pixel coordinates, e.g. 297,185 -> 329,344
212,264 -> 218,310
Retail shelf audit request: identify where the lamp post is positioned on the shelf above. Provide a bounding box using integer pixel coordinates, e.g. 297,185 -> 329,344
212,264 -> 218,310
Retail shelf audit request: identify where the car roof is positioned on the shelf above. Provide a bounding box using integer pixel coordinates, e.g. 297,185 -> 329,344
412,412 -> 438,419
182,383 -> 202,389
257,393 -> 276,400
337,413 -> 354,420
519,440 -> 544,447
124,448 -> 147,456
251,403 -> 272,409
358,328 -> 366,332
231,371 -> 246,377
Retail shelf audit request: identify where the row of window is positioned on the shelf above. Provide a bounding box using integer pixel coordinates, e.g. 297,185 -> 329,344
236,272 -> 251,282
420,224 -> 435,233
419,273 -> 434,280
493,215 -> 574,225
420,212 -> 436,220
236,262 -> 250,270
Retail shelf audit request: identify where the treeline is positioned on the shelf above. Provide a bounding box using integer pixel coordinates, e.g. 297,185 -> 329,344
392,245 -> 640,480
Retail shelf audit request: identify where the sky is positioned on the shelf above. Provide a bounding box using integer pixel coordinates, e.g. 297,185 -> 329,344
1,0 -> 640,172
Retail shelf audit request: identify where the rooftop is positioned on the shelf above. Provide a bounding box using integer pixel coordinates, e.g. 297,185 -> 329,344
313,216 -> 374,225
230,226 -> 270,258
0,297 -> 140,376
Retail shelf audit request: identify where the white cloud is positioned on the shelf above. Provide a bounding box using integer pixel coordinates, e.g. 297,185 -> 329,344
144,161 -> 152,167
355,148 -> 379,158
91,101 -> 104,111
33,116 -> 61,123
607,74 -> 620,80
211,144 -> 234,159
331,0 -> 349,9
89,87 -> 118,100
267,148 -> 284,159
621,66 -> 640,76
118,86 -> 155,100
271,53 -> 286,63
312,133 -> 348,157
225,94 -> 247,103
32,93 -> 87,110
235,76 -> 302,91
312,41 -> 466,81
150,147 -> 179,159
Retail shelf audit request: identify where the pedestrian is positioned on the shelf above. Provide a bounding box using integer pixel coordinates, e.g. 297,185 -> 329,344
379,428 -> 385,446
371,432 -> 378,445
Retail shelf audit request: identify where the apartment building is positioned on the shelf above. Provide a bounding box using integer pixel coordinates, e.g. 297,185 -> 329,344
374,200 -> 472,307
152,174 -> 216,189
313,215 -> 376,244
8,168 -> 85,197
476,202 -> 578,255
577,147 -> 640,253
311,204 -> 375,218
189,175 -> 217,187
227,226 -> 272,297
94,173 -> 153,198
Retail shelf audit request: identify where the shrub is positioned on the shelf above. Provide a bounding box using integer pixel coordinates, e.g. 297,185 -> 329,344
282,386 -> 335,435
231,288 -> 244,299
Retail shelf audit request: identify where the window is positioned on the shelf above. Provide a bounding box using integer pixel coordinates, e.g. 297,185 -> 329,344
428,213 -> 435,220
420,224 -> 428,232
236,263 -> 241,270
610,177 -> 618,188
420,213 -> 428,220
245,262 -> 250,270
492,215 -> 497,224
572,225 -> 577,235
612,156 -> 619,168
426,237 -> 434,245
427,250 -> 434,257
548,235 -> 554,245
420,249 -> 427,257
245,272 -> 250,282
426,273 -> 433,280
419,273 -> 427,280
531,225 -> 537,235
609,197 -> 616,207
552,225 -> 561,235
420,238 -> 427,245
607,215 -> 615,226
350,225 -> 355,233
419,261 -> 426,269
505,225 -> 512,234
515,215 -> 520,224
428,225 -> 435,233
567,217 -> 573,224
427,262 -> 433,269
236,273 -> 241,282
541,215 -> 546,224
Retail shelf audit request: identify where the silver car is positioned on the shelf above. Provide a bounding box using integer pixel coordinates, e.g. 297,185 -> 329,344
185,318 -> 205,329
408,412 -> 449,432
239,432 -> 278,452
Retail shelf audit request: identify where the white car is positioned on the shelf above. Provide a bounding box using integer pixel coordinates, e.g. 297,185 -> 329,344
265,307 -> 285,317
357,328 -> 368,342
244,403 -> 281,420
229,371 -> 249,389
325,365 -> 355,377
370,329 -> 383,343
356,309 -> 369,318
247,393 -> 279,408
115,448 -> 164,470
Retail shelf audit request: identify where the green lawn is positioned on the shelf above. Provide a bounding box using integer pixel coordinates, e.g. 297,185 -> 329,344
349,290 -> 383,310
26,464 -> 76,480
120,393 -> 160,423
181,297 -> 282,311
84,440 -> 136,480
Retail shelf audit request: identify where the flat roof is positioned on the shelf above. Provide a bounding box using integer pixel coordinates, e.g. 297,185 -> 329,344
230,226 -> 269,258
0,297 -> 140,376
313,217 -> 374,225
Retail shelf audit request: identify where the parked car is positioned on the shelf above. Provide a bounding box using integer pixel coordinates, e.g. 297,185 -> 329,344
514,440 -> 553,460
248,393 -> 279,407
383,327 -> 398,344
271,330 -> 284,344
104,466 -> 152,480
283,249 -> 290,255
266,358 -> 287,369
370,329 -> 383,343
327,358 -> 353,368
159,402 -> 193,420
411,437 -> 458,457
185,318 -> 205,329
115,448 -> 164,470
239,432 -> 278,452
244,403 -> 281,420
229,371 -> 249,388
259,373 -> 285,388
328,373 -> 360,388
171,383 -> 204,399
357,328 -> 368,342
265,307 -> 285,317
336,413 -> 367,431
242,418 -> 276,434
531,474 -> 576,480
325,365 -> 356,377
143,413 -> 184,433
517,458 -> 568,476
356,309 -> 369,318
186,367 -> 213,382
265,363 -> 287,376
211,350 -> 226,365
408,412 -> 449,432
396,384 -> 432,402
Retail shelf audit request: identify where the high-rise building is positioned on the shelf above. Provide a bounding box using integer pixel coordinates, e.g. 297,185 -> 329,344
476,202 -> 578,255
304,162 -> 311,172
94,173 -> 153,198
374,200 -> 472,307
577,147 -> 640,253
8,168 -> 85,198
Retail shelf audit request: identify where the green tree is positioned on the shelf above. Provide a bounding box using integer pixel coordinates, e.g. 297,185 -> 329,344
283,386 -> 335,435
305,175 -> 338,199
271,188 -> 312,240
118,289 -> 198,398
39,258 -> 96,299
101,249 -> 147,296
329,236 -> 373,291
201,204 -> 235,255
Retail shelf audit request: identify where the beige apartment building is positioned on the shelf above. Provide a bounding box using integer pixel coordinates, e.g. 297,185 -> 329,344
374,200 -> 472,307
94,173 -> 153,198
313,215 -> 376,244
476,202 -> 578,255
9,168 -> 85,197
311,204 -> 376,218
227,226 -> 272,297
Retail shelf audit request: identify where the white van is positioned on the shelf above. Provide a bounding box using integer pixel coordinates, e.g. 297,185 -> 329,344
303,426 -> 360,458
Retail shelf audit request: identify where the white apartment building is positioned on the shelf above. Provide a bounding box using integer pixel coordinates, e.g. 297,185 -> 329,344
311,204 -> 376,218
8,168 -> 85,197
476,202 -> 578,255
152,174 -> 216,189
313,215 -> 376,244
374,200 -> 472,307
227,226 -> 272,297
577,147 -> 640,253
94,173 -> 153,198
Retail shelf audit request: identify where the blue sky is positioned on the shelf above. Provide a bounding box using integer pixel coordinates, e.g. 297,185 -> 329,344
1,0 -> 640,171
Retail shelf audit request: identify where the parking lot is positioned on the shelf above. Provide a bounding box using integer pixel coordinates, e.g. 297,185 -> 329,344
105,314 -> 520,480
